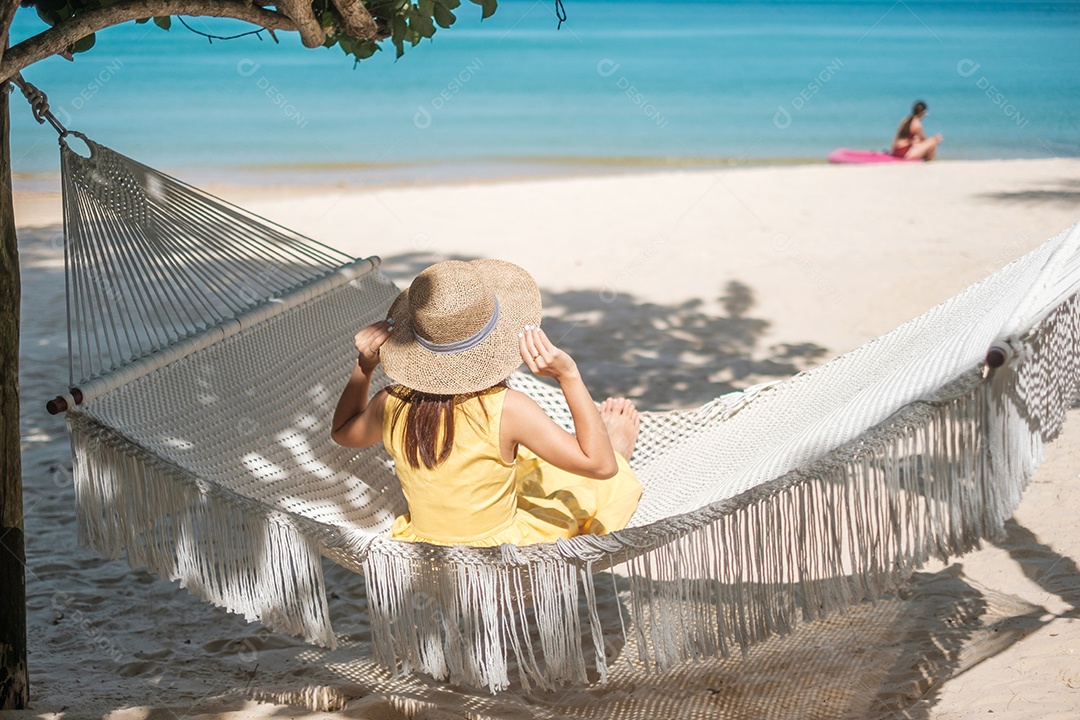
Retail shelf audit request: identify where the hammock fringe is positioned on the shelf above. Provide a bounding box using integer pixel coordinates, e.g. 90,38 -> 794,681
69,416 -> 337,648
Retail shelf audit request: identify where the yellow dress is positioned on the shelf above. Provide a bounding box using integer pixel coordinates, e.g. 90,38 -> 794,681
384,387 -> 643,547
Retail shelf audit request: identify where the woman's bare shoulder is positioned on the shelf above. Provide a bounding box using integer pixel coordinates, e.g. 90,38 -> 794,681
501,387 -> 533,412
502,387 -> 552,424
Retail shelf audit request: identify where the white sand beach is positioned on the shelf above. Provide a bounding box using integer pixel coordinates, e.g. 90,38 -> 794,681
10,157 -> 1080,719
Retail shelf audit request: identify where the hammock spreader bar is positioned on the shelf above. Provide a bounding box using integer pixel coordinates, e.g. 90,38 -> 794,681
46,256 -> 380,414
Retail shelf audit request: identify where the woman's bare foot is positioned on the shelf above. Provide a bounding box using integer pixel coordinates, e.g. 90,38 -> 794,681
600,398 -> 640,460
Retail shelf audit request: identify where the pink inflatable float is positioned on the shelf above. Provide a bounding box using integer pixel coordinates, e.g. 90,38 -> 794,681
828,148 -> 921,164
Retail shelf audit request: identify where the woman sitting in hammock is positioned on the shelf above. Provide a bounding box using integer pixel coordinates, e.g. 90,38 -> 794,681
331,259 -> 643,547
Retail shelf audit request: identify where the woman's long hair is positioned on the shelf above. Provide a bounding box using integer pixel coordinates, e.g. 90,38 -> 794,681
898,100 -> 928,140
389,382 -> 507,469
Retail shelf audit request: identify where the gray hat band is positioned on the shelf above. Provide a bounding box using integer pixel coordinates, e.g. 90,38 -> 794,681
413,296 -> 501,355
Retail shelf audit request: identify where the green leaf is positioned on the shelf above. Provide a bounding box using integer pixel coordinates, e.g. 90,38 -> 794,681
134,17 -> 150,24
355,41 -> 381,60
35,0 -> 72,27
470,0 -> 497,19
72,33 -> 96,54
435,0 -> 462,9
432,3 -> 456,28
410,6 -> 436,38
391,13 -> 408,43
153,16 -> 171,30
338,36 -> 371,58
390,12 -> 409,58
418,0 -> 435,15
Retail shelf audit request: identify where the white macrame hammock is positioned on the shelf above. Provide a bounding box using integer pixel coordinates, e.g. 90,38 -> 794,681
53,135 -> 1080,693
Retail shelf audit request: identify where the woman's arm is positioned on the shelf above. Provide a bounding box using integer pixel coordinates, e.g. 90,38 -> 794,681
909,116 -> 926,142
500,326 -> 618,479
331,320 -> 393,448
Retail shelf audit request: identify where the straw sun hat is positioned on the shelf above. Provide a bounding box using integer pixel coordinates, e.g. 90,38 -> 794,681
379,259 -> 542,395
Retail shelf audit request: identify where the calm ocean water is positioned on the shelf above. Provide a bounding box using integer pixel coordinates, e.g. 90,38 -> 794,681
9,0 -> 1080,183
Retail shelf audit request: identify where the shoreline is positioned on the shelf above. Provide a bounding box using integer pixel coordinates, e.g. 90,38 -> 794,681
13,154 -> 1078,224
13,155 -> 828,195
12,152 -> 1071,197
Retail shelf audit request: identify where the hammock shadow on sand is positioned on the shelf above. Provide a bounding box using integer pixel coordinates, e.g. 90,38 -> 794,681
530,566 -> 1047,720
994,518 -> 1080,618
225,557 -> 1050,720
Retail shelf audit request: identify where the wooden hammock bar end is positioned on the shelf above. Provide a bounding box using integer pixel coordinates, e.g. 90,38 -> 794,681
46,387 -> 83,415
985,344 -> 1011,369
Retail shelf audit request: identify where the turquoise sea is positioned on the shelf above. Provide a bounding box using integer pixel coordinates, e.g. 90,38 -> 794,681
9,0 -> 1080,184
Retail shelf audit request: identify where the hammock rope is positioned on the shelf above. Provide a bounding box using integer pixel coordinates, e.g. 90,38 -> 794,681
12,73 -> 70,136
59,132 -> 355,387
42,131 -> 1080,692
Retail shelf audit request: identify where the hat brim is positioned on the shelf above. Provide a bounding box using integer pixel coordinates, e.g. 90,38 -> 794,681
379,259 -> 542,395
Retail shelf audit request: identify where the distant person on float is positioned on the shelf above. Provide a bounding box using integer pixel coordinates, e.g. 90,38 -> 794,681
891,100 -> 942,160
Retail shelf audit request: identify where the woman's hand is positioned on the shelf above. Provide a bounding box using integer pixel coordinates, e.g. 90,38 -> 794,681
354,320 -> 394,376
505,327 -> 619,479
520,325 -> 579,382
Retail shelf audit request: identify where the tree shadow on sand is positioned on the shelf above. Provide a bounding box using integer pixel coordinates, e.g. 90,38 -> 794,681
380,251 -> 827,410
979,179 -> 1080,205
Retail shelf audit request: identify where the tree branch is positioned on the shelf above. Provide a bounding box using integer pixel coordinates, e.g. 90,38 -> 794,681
330,0 -> 378,40
275,0 -> 324,47
0,0 -> 298,83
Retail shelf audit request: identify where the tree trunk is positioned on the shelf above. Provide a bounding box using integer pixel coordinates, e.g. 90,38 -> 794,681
0,80 -> 29,710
